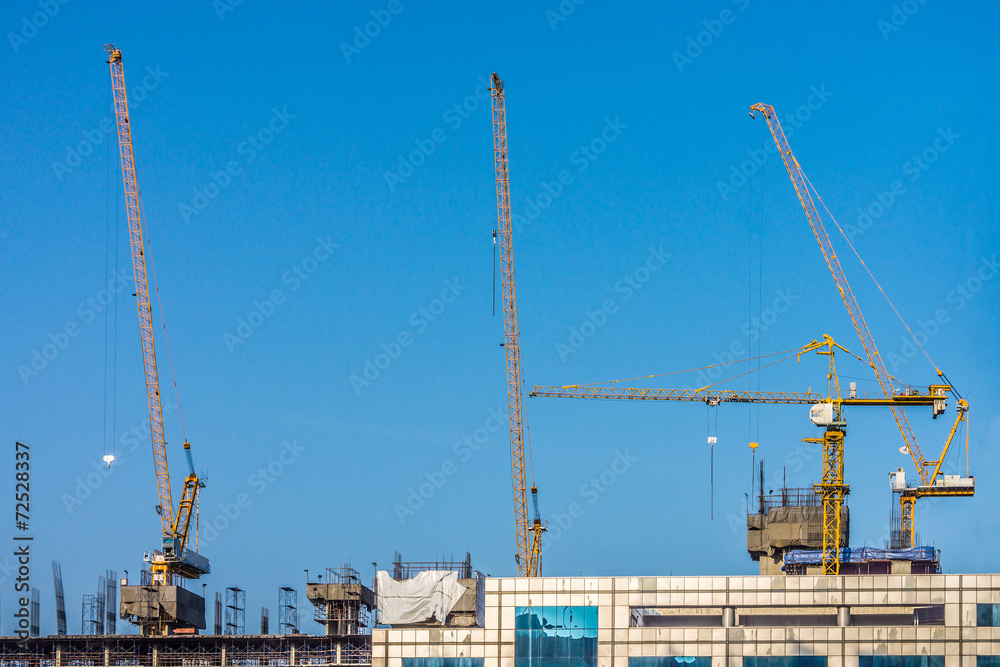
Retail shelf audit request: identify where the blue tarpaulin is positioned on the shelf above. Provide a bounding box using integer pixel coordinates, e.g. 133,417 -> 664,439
783,546 -> 936,567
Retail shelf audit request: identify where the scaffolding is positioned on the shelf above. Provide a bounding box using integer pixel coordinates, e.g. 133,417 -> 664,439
82,594 -> 103,636
279,587 -> 298,634
225,587 -> 245,636
306,566 -> 374,636
391,552 -> 473,579
0,634 -> 372,666
215,592 -> 223,635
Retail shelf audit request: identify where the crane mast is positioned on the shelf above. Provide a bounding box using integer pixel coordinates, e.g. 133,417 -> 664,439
105,44 -> 207,586
491,73 -> 542,577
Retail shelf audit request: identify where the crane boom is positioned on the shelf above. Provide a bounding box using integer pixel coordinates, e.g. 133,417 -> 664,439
106,44 -> 175,537
748,104 -> 925,479
490,73 -> 536,577
106,45 -> 207,582
749,103 -> 973,548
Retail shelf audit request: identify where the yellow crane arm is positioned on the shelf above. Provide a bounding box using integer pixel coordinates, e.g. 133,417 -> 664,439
491,73 -> 534,577
748,103 -> 928,483
531,385 -> 943,408
105,44 -> 175,537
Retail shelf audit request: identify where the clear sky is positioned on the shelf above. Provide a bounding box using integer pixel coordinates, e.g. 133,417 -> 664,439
1,0 -> 998,636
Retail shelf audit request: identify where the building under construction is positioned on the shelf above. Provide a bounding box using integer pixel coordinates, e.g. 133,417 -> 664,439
14,46 -> 993,667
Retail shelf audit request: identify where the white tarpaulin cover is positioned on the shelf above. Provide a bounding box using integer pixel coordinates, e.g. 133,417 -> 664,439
377,570 -> 467,625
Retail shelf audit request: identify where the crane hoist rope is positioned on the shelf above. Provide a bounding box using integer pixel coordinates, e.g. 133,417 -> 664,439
799,169 -> 941,376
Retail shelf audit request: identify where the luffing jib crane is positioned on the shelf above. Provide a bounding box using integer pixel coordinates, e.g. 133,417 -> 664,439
105,44 -> 209,587
490,73 -> 545,577
748,103 -> 973,549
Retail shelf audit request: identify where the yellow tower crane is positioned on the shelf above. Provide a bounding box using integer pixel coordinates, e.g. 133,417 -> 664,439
532,336 -> 965,574
749,103 -> 973,548
105,44 -> 209,587
490,72 -> 545,577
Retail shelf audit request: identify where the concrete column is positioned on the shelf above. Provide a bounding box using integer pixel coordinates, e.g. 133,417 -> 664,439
104,646 -> 110,667
837,606 -> 850,627
55,644 -> 62,667
221,646 -> 227,666
289,645 -> 297,666
722,607 -> 736,627
152,645 -> 159,667
336,643 -> 342,665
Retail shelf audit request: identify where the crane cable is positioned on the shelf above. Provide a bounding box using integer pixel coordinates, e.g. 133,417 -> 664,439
564,346 -> 803,388
103,89 -> 121,462
138,196 -> 188,444
800,169 -> 941,377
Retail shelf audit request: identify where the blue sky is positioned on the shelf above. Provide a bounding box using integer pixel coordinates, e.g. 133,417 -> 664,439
1,0 -> 998,636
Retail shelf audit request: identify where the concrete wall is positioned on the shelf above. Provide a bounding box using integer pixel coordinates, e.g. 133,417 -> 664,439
372,573 -> 1000,667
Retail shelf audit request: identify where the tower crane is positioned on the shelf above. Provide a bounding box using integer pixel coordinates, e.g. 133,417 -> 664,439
531,336 -> 964,573
490,73 -> 545,577
748,103 -> 973,548
105,45 -> 209,596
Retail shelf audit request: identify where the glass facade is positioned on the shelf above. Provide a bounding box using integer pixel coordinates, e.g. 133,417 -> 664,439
977,603 -> 1000,626
403,660 -> 483,667
743,659 -> 826,667
978,659 -> 1000,667
631,659 -> 711,667
515,606 -> 598,667
858,659 -> 944,667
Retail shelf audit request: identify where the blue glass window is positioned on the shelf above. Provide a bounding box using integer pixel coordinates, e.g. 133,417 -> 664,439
858,658 -> 944,667
403,660 -> 483,667
977,659 -> 1000,667
977,603 -> 1000,626
515,606 -> 598,667
631,659 -> 711,667
743,659 -> 827,667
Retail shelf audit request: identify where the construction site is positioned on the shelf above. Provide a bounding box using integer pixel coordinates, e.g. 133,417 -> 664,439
3,32 -> 995,667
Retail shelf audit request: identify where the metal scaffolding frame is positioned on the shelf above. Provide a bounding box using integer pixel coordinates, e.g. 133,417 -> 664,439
279,587 -> 298,635
225,587 -> 245,636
